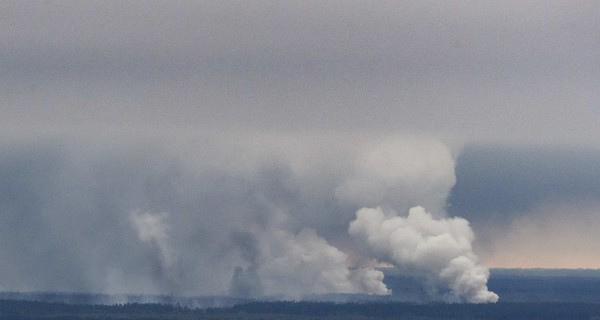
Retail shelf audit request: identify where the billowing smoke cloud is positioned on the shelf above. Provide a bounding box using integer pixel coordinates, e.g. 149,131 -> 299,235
0,135 -> 494,302
225,213 -> 390,298
349,206 -> 498,303
335,139 -> 496,303
249,228 -> 389,297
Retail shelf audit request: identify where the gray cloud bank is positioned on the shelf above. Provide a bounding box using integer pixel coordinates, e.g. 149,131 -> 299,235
1,1 -> 599,144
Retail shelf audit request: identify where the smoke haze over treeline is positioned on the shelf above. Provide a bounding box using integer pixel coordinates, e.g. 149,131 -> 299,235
0,136 -> 496,302
1,0 -> 600,303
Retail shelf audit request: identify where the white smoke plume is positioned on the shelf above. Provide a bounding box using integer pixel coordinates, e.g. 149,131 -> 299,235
130,211 -> 174,268
349,206 -> 498,303
254,228 -> 389,297
129,211 -> 183,293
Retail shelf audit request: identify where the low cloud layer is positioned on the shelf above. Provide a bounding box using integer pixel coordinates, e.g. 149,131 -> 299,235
1,1 -> 599,145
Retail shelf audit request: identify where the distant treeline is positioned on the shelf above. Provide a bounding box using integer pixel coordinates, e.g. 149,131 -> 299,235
0,299 -> 188,320
0,291 -> 249,309
2,299 -> 600,320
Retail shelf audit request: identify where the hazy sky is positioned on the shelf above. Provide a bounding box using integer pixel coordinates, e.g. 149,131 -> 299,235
1,0 -> 600,296
2,1 -> 599,144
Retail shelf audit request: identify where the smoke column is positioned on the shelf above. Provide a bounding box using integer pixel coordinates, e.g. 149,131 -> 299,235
129,211 -> 183,293
337,138 -> 497,303
349,206 -> 498,303
130,211 -> 174,268
335,138 -> 456,215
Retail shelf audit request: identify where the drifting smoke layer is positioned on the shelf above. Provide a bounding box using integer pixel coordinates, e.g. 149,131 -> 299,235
129,211 -> 181,292
0,135 -> 495,302
130,211 -> 174,267
128,210 -> 389,298
349,206 -> 498,303
127,212 -> 389,298
336,139 -> 456,215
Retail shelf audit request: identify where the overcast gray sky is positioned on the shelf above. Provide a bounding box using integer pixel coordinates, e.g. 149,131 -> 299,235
1,1 -> 599,144
1,1 -> 600,296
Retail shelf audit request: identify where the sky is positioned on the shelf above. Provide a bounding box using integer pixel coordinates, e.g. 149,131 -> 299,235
1,0 -> 600,299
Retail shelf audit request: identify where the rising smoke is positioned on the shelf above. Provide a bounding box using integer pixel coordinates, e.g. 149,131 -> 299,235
349,206 -> 498,303
247,228 -> 389,297
0,135 -> 496,302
